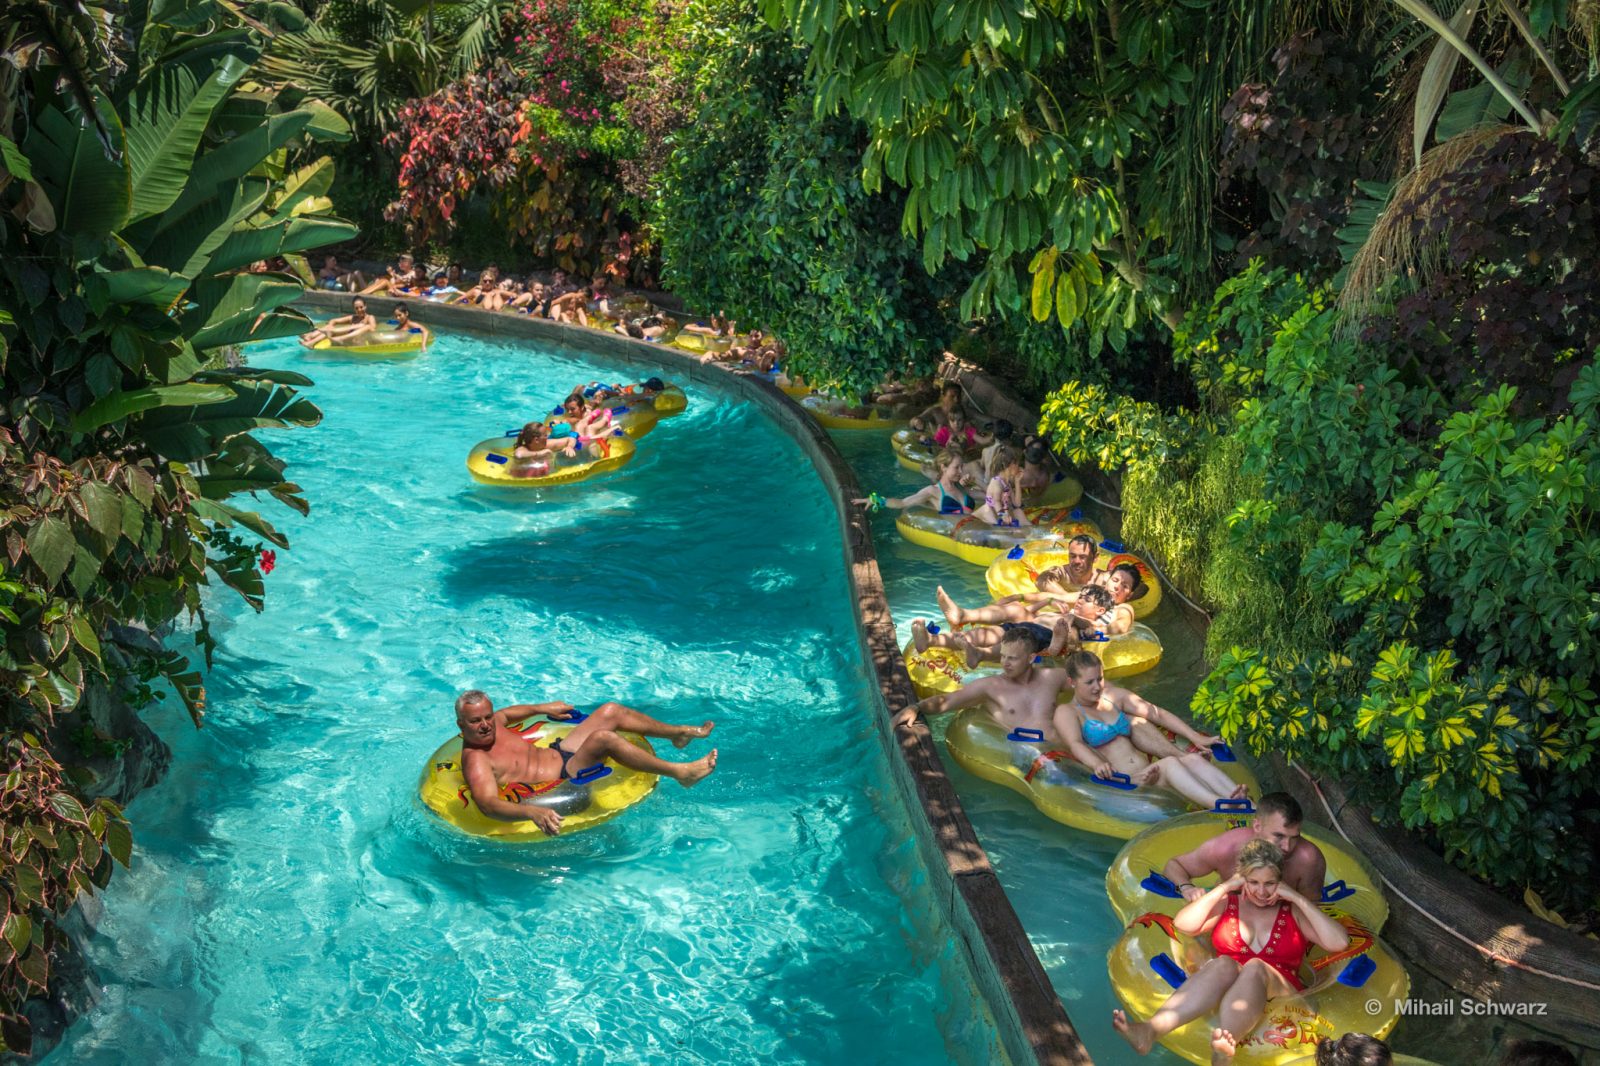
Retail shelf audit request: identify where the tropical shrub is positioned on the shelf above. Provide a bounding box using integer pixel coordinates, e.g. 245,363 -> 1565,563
0,0 -> 348,1050
651,3 -> 954,394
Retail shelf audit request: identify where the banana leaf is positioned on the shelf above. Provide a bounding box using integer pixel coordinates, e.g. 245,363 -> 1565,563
71,382 -> 236,434
181,272 -> 304,349
206,215 -> 357,274
22,91 -> 131,237
138,379 -> 322,461
125,52 -> 251,222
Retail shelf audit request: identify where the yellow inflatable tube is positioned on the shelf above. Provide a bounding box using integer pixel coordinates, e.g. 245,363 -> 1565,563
670,330 -> 731,354
901,623 -> 1163,698
310,328 -> 428,356
1107,911 -> 1408,1064
1106,809 -> 1391,935
466,431 -> 637,487
799,393 -> 909,430
987,541 -> 1164,618
895,507 -> 1103,568
419,718 -> 659,841
943,709 -> 1259,840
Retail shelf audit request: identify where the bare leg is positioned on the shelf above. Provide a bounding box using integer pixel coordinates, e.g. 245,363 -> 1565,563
937,586 -> 1038,627
564,701 -> 713,749
1176,752 -> 1249,800
568,728 -> 717,786
1147,755 -> 1230,809
1113,957 -> 1239,1055
1216,960 -> 1291,1051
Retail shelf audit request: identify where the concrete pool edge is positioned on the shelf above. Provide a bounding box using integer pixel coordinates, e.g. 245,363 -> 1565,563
290,293 -> 1093,1066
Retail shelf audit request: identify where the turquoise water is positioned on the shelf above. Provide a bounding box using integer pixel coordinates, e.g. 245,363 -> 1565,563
46,335 -> 1002,1064
836,432 -> 1206,1066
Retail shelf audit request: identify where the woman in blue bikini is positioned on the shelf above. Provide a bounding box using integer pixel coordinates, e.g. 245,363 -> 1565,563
859,450 -> 974,514
1053,651 -> 1246,809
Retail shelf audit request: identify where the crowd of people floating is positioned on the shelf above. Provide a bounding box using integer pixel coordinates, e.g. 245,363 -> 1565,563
289,255 -> 1581,1066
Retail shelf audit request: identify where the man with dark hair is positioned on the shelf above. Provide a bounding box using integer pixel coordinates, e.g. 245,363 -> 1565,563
1316,1033 -> 1392,1066
1161,790 -> 1328,903
895,626 -> 1076,739
909,381 -> 965,432
1500,1039 -> 1580,1066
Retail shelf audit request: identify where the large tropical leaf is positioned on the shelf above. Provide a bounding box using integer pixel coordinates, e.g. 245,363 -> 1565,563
206,215 -> 358,274
133,176 -> 271,276
153,109 -> 314,238
138,379 -> 323,461
180,272 -> 304,349
71,382 -> 236,434
22,91 -> 131,237
189,496 -> 289,547
88,266 -> 189,309
125,51 -> 252,222
261,156 -> 334,220
1412,0 -> 1480,165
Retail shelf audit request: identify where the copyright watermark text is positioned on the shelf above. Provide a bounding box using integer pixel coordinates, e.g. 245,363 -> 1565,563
1365,998 -> 1549,1017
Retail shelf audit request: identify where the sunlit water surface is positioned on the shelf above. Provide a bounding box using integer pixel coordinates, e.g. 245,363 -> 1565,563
47,334 -> 1004,1065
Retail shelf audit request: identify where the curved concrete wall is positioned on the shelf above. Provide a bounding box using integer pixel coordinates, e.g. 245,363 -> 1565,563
292,292 -> 1095,1066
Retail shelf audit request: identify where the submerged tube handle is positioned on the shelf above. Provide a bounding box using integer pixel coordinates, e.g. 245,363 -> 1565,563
1100,538 -> 1126,552
570,765 -> 612,786
1150,953 -> 1188,990
1141,872 -> 1184,899
1212,798 -> 1255,814
926,622 -> 941,635
1091,771 -> 1137,791
484,453 -> 509,465
1321,879 -> 1356,904
1052,472 -> 1066,483
551,405 -> 565,415
1006,727 -> 1047,743
1085,632 -> 1109,643
1007,546 -> 1026,560
1209,742 -> 1237,763
1336,954 -> 1377,988
557,709 -> 589,724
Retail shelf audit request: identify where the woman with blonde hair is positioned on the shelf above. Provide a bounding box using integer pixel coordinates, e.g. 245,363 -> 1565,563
1113,837 -> 1353,1063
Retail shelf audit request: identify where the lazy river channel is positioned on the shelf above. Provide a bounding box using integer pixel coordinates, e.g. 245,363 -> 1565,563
45,334 -> 1003,1064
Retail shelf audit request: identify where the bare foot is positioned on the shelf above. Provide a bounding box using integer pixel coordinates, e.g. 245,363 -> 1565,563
961,635 -> 983,671
1112,1010 -> 1155,1055
912,619 -> 931,654
1210,1028 -> 1237,1065
673,721 -> 715,749
675,749 -> 717,786
935,586 -> 962,626
1230,782 -> 1250,800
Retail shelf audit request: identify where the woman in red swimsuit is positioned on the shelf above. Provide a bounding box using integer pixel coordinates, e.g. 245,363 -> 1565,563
1112,838 -> 1353,1063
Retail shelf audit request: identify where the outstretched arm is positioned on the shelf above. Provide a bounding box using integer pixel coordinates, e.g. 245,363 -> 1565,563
1115,687 -> 1218,749
500,701 -> 576,722
893,677 -> 994,730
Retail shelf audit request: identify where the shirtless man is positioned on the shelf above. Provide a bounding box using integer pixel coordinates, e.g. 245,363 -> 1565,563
936,559 -> 1142,637
925,577 -> 1138,670
909,382 -> 965,432
455,691 -> 718,836
300,296 -> 376,346
893,626 -> 1076,740
548,289 -> 589,326
1051,651 -> 1242,808
1160,791 -> 1328,903
359,253 -> 417,295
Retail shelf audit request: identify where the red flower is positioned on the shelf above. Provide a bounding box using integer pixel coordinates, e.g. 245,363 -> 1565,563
259,550 -> 277,575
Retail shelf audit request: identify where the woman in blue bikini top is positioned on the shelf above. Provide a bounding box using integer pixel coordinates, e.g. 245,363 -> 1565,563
859,450 -> 973,514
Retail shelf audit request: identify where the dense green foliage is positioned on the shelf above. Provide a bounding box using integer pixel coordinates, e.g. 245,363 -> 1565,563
0,0 -> 345,1049
651,4 -> 954,393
